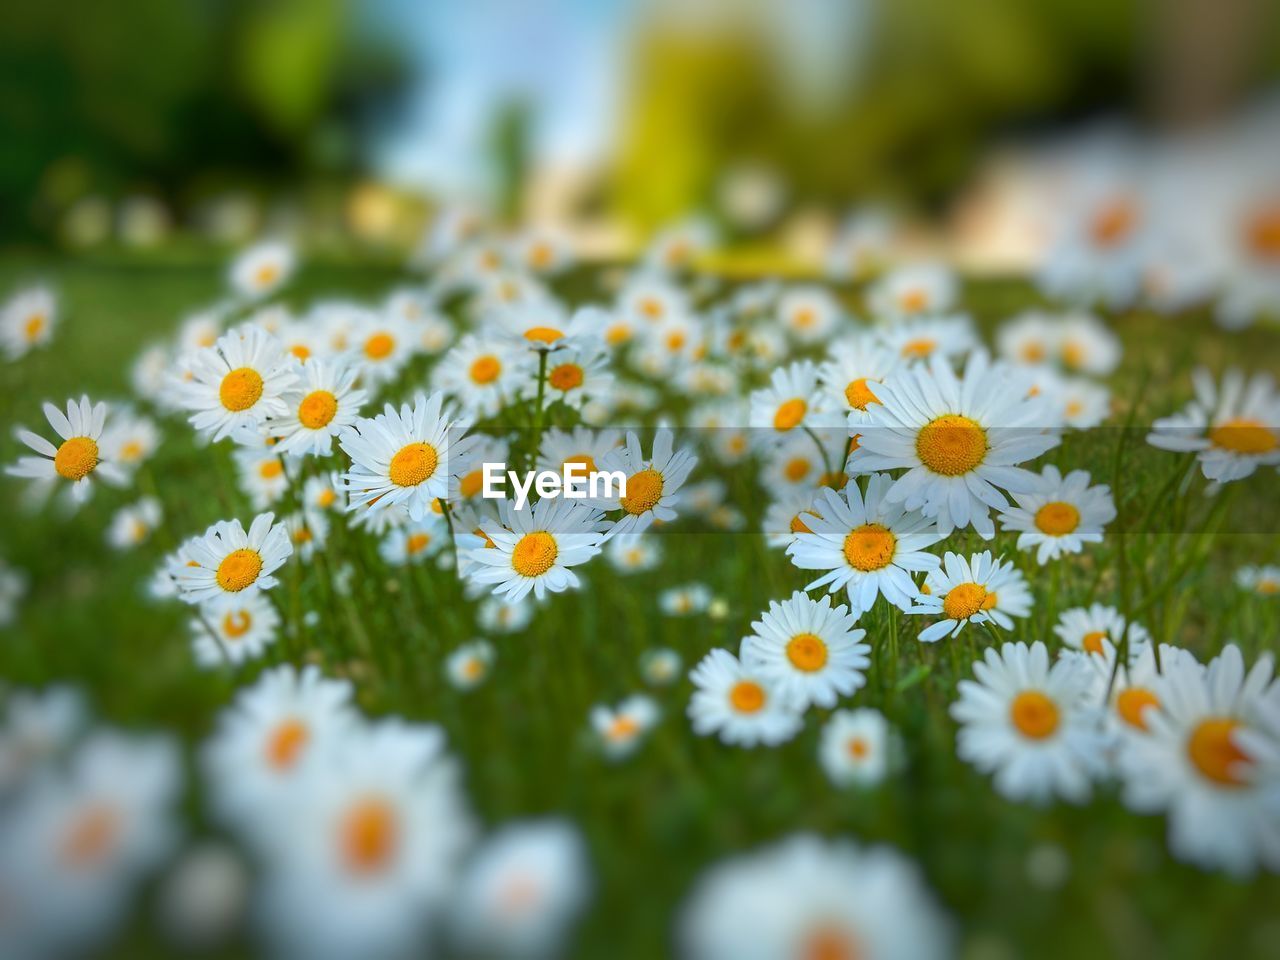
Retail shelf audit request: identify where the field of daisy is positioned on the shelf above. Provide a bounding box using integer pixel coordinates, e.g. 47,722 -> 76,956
1,193 -> 1279,960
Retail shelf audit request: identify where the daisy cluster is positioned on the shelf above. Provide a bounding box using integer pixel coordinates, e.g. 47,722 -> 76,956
0,177 -> 1277,956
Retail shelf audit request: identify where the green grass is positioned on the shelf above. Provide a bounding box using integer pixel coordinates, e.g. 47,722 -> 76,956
1,253 -> 1279,959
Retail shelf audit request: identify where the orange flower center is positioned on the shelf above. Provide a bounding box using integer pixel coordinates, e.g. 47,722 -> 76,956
729,680 -> 765,713
470,355 -> 502,384
299,390 -> 338,429
512,531 -> 558,577
1090,196 -> 1138,248
842,523 -> 896,571
943,582 -> 987,620
773,397 -> 807,431
844,377 -> 880,411
1034,501 -> 1081,536
1208,417 -> 1277,455
1082,630 -> 1107,655
340,796 -> 399,875
389,442 -> 438,487
916,415 -> 987,475
216,548 -> 262,592
549,363 -> 584,391
265,718 -> 309,770
1187,717 -> 1249,787
54,436 -> 99,480
1010,690 -> 1060,739
786,632 -> 828,672
621,468 -> 663,515
60,804 -> 119,867
219,367 -> 264,412
364,332 -> 395,360
1245,204 -> 1280,261
523,326 -> 564,344
1115,687 -> 1160,730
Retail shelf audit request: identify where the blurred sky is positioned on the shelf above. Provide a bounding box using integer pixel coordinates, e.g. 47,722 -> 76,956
367,0 -> 870,196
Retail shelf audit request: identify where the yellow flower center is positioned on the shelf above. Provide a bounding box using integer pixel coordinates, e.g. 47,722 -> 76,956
24,313 -> 45,340
549,363 -> 584,392
844,377 -> 880,411
511,531 -> 558,577
389,442 -> 438,487
1019,342 -> 1047,363
818,471 -> 848,490
470,355 -> 502,384
729,680 -> 765,713
60,804 -> 119,868
318,488 -> 336,508
340,796 -> 398,875
899,288 -> 928,313
900,337 -> 936,358
793,307 -> 816,328
259,460 -> 283,479
459,469 -> 485,498
1208,417 -> 1277,455
265,718 -> 309,770
843,523 -> 896,571
943,582 -> 987,620
847,737 -> 869,760
523,326 -> 564,344
773,397 -> 807,431
1010,691 -> 1060,739
119,439 -> 143,462
605,323 -> 631,345
219,367 -> 264,412
1115,687 -> 1160,731
1187,717 -> 1249,787
1082,630 -> 1107,655
802,926 -> 862,960
1034,501 -> 1081,536
916,414 -> 987,475
1245,204 -> 1280,261
562,454 -> 597,476
254,263 -> 280,288
607,716 -> 639,741
406,532 -> 431,555
621,468 -> 663,515
638,296 -> 664,319
298,390 -> 338,429
216,548 -> 263,593
1090,196 -> 1138,248
789,513 -> 813,534
222,616 -> 252,640
786,632 -> 829,672
290,343 -> 311,360
784,457 -> 811,483
54,436 -> 99,480
364,332 -> 395,360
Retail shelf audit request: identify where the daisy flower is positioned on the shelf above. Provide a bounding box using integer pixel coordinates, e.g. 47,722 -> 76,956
434,335 -> 529,418
7,397 -> 127,505
877,314 -> 978,364
640,648 -> 682,687
998,465 -> 1116,564
466,498 -> 606,602
229,241 -> 294,300
283,510 -> 327,561
450,820 -> 590,960
787,474 -> 943,616
1057,312 -> 1122,375
490,301 -> 596,354
99,410 -> 160,473
477,595 -> 534,635
271,360 -> 366,457
1147,367 -> 1280,482
618,274 -> 691,328
256,721 -> 474,960
591,429 -> 698,537
233,447 -> 288,510
536,427 -> 622,484
687,648 -> 802,748
680,834 -> 952,960
105,498 -> 163,551
1115,644 -> 1280,875
748,360 -> 833,442
1056,375 -> 1112,429
190,593 -> 280,668
1,285 -> 56,360
445,640 -> 495,691
202,665 -> 355,837
303,471 -> 344,516
379,519 -> 445,566
997,310 -> 1060,366
340,390 -> 476,522
778,285 -> 842,344
659,583 -> 713,617
179,326 -> 298,442
590,694 -> 660,759
1236,564 -> 1280,597
528,341 -> 613,410
817,335 -> 898,427
645,217 -> 714,272
349,314 -> 414,387
0,732 -> 181,957
1063,638 -> 1201,740
819,708 -> 898,788
604,534 -> 661,574
911,551 -> 1032,642
951,641 -> 1107,803
761,429 -> 851,493
171,514 -> 293,610
512,228 -> 574,274
740,591 -> 870,711
1054,603 -> 1151,657
868,262 -> 957,319
762,487 -> 822,550
848,351 -> 1060,537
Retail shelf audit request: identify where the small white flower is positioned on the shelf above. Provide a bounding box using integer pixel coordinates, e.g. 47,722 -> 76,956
687,648 -> 802,748
819,709 -> 898,788
998,465 -> 1115,564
